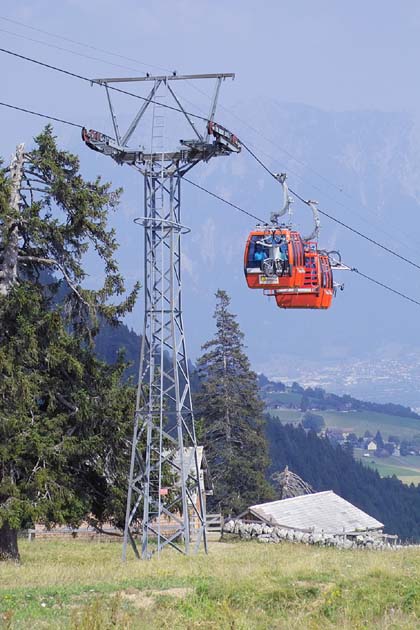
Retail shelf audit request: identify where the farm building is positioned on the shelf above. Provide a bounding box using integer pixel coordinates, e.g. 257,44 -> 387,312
244,491 -> 384,535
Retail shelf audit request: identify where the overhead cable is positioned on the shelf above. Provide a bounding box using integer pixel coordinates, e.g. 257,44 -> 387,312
184,177 -> 420,308
0,47 -> 211,124
0,15 -> 171,72
350,268 -> 420,308
0,27 -> 143,73
4,43 -> 420,268
184,178 -> 264,223
241,141 -> 420,272
0,101 -> 83,128
187,80 -> 420,258
3,86 -> 420,308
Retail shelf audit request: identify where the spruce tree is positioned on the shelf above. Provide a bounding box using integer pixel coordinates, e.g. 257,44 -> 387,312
0,128 -> 139,560
195,289 -> 274,515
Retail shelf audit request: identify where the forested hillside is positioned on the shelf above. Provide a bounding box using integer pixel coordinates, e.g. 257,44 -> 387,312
93,320 -> 420,540
266,417 -> 420,541
95,322 -> 140,379
259,374 -> 420,419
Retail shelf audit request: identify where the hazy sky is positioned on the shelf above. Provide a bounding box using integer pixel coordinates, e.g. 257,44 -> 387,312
3,1 -> 420,127
2,1 -> 420,388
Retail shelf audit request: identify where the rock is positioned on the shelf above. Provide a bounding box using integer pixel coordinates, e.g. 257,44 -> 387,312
224,520 -> 235,533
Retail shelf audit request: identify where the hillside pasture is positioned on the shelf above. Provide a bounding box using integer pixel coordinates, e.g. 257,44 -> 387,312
354,450 -> 420,485
1,540 -> 420,629
267,407 -> 420,441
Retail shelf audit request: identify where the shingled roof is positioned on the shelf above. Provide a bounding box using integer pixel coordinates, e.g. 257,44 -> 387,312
248,491 -> 383,534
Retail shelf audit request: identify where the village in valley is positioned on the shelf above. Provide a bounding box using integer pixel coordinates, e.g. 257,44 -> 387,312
259,375 -> 420,485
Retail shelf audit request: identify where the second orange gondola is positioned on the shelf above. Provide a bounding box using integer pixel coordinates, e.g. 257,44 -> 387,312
274,249 -> 333,309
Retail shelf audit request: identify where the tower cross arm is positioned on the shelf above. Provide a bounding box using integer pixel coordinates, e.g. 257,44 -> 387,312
93,73 -> 235,84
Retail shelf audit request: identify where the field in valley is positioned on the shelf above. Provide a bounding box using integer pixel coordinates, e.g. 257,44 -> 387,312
267,407 -> 420,441
268,408 -> 420,484
353,450 -> 420,485
1,539 -> 420,629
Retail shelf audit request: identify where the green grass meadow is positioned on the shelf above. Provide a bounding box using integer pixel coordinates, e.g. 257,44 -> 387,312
267,407 -> 420,441
1,540 -> 420,629
354,450 -> 420,485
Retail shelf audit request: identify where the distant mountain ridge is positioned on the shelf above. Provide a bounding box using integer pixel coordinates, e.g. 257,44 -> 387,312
94,321 -> 419,420
258,373 -> 420,419
178,100 -> 420,407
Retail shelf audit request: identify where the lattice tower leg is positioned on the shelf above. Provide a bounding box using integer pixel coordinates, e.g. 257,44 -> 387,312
122,166 -> 207,560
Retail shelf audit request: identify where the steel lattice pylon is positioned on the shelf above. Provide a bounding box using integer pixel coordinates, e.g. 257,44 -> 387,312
81,72 -> 240,559
126,165 -> 204,559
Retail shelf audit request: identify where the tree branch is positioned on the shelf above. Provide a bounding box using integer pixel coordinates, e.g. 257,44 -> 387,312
86,517 -> 123,537
55,392 -> 79,416
17,255 -> 90,307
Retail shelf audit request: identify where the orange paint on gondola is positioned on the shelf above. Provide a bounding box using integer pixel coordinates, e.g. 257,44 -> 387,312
274,251 -> 333,310
244,226 -> 335,310
243,227 -> 306,291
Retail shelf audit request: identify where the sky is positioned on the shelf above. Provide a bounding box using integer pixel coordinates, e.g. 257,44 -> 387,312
3,1 -> 420,398
3,1 -> 420,121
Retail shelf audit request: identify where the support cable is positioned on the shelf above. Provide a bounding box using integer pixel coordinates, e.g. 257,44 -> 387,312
0,27 -> 143,73
0,101 -> 83,128
349,268 -> 420,308
2,43 -> 420,267
0,15 -> 171,72
3,94 -> 420,308
0,47 -> 210,123
188,79 -> 420,255
184,177 -> 265,223
3,42 -> 418,271
184,178 -> 420,309
241,141 -> 420,272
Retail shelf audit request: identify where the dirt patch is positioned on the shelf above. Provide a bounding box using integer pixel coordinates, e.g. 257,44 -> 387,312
121,587 -> 193,609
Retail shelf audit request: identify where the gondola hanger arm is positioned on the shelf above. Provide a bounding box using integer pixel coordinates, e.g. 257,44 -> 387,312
270,173 -> 292,225
302,199 -> 321,242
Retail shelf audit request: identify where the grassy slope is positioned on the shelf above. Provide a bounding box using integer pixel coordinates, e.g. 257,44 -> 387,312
268,409 -> 420,484
268,407 -> 420,440
354,449 -> 420,485
1,540 -> 420,629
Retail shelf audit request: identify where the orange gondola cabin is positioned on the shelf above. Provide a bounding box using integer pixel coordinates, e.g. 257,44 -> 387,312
244,226 -> 335,310
274,247 -> 333,310
243,173 -> 342,310
244,227 -> 306,291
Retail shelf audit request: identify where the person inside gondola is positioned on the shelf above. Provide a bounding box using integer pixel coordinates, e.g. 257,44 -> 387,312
279,236 -> 289,275
253,243 -> 268,268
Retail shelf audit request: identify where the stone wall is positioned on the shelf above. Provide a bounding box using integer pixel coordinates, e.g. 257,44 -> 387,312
222,519 -> 397,550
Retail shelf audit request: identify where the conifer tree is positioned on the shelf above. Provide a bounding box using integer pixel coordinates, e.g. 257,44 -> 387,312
0,128 -> 139,560
195,290 -> 274,515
